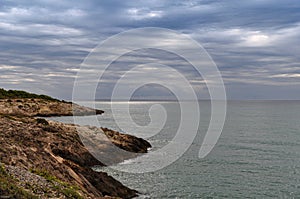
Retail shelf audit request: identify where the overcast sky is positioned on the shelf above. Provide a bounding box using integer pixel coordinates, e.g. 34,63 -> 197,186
0,0 -> 299,100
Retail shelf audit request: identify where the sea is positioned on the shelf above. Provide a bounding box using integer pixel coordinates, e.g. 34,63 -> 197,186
49,100 -> 300,198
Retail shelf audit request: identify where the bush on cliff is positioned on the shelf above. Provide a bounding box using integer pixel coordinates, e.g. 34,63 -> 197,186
0,88 -> 59,101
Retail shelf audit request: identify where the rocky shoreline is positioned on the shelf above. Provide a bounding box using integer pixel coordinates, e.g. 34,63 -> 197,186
0,98 -> 104,117
0,92 -> 151,199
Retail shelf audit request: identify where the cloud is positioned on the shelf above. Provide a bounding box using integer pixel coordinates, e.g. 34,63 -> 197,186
270,73 -> 300,78
0,0 -> 300,99
127,8 -> 163,20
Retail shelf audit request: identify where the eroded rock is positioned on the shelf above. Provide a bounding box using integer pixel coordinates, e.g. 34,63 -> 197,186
0,115 -> 151,198
0,98 -> 104,117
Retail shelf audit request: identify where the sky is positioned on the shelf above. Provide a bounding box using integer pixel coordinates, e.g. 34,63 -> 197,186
0,0 -> 300,100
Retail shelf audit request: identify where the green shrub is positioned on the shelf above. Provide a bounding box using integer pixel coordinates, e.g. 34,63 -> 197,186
30,168 -> 83,199
0,88 -> 59,101
0,164 -> 38,199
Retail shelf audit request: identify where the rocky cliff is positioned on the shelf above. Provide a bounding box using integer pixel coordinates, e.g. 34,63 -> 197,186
0,98 -> 104,117
0,89 -> 151,199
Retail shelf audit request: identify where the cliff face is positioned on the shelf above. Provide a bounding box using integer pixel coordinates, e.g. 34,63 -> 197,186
0,115 -> 151,198
0,98 -> 104,117
0,89 -> 152,199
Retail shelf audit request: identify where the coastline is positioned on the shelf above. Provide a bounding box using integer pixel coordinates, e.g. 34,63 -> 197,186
0,90 -> 151,198
0,98 -> 104,117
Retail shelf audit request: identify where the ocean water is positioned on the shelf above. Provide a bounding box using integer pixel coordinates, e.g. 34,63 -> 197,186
50,101 -> 300,198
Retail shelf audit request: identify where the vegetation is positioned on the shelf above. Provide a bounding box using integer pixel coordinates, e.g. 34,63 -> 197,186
0,88 -> 59,101
0,164 -> 38,199
30,168 -> 83,199
0,164 -> 82,199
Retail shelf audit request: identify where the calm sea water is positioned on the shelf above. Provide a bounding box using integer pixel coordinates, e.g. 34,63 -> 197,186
50,101 -> 300,198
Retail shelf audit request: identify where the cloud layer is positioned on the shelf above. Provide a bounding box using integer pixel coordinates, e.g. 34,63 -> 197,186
0,0 -> 299,99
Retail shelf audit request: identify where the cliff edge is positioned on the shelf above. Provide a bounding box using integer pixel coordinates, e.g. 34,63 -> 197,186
0,89 -> 151,199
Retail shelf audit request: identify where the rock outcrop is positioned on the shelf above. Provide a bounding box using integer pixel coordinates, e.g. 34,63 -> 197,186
0,98 -> 104,117
0,89 -> 151,198
0,88 -> 151,199
102,127 -> 151,153
0,114 -> 151,198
